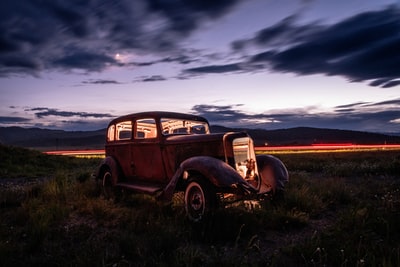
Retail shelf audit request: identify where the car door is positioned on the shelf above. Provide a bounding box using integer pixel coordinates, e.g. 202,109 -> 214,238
129,118 -> 166,183
108,120 -> 134,179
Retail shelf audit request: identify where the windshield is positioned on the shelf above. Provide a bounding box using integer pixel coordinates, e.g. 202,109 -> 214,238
161,118 -> 209,135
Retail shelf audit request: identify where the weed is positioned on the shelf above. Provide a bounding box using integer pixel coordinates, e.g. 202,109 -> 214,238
1,145 -> 399,266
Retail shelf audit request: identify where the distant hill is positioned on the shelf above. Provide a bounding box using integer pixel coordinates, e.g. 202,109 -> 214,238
211,126 -> 400,146
0,126 -> 399,150
0,127 -> 105,150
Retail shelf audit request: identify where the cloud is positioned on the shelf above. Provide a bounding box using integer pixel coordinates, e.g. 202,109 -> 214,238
0,0 -> 239,76
192,104 -> 246,122
186,6 -> 400,88
381,80 -> 400,88
246,5 -> 400,88
52,50 -> 118,71
191,98 -> 400,133
82,79 -> 122,85
141,75 -> 167,82
132,54 -> 199,67
2,101 -> 399,133
361,98 -> 400,108
27,107 -> 113,119
0,116 -> 30,124
2,1 -> 400,89
184,63 -> 242,75
0,106 -> 115,130
334,102 -> 370,111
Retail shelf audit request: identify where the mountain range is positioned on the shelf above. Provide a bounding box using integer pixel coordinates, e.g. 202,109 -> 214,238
0,126 -> 399,151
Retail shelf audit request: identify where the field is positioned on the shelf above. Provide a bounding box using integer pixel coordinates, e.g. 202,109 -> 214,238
0,144 -> 399,266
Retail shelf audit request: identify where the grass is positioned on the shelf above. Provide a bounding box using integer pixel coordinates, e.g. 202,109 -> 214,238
0,144 -> 399,266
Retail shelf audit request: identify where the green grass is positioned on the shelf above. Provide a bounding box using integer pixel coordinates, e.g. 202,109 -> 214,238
0,145 -> 399,266
0,144 -> 100,179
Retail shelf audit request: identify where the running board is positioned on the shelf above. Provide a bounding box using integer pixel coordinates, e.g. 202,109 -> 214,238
116,182 -> 163,195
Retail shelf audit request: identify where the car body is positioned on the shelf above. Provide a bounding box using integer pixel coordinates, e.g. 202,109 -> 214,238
96,111 -> 289,221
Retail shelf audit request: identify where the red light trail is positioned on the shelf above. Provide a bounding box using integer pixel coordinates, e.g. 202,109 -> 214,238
44,149 -> 105,156
255,143 -> 400,153
43,144 -> 400,156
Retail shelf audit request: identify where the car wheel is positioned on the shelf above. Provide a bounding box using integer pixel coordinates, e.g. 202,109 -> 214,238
102,169 -> 115,200
184,178 -> 216,222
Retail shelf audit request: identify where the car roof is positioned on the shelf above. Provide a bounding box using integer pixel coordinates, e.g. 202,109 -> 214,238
108,111 -> 209,125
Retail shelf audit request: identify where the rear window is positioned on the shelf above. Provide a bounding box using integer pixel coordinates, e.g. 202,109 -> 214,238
161,118 -> 209,135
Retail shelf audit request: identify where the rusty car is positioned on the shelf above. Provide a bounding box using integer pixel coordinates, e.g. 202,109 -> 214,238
96,111 -> 289,221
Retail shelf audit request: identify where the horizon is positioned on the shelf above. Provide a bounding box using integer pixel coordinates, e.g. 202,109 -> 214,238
1,1 -> 400,133
1,123 -> 399,137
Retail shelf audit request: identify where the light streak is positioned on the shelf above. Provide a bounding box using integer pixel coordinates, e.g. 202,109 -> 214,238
255,144 -> 400,154
44,144 -> 400,157
44,149 -> 105,157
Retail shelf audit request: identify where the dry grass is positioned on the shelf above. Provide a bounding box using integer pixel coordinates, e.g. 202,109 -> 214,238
0,145 -> 399,266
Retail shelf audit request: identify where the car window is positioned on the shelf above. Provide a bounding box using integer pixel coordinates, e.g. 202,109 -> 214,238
135,118 -> 157,139
116,121 -> 132,140
107,125 -> 115,141
161,118 -> 209,135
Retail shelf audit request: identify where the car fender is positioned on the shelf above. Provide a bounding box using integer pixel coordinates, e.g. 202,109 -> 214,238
159,156 -> 250,201
96,156 -> 120,186
256,154 -> 289,194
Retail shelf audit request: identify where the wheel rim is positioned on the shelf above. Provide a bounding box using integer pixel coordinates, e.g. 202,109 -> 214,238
185,182 -> 205,221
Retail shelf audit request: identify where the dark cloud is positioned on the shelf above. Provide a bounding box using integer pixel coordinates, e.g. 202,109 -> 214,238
0,116 -> 30,123
132,75 -> 167,82
184,63 -> 243,75
52,50 -> 118,71
333,99 -> 400,114
161,55 -> 197,65
141,75 -> 167,82
191,99 -> 400,133
27,107 -> 113,119
4,0 -> 397,90
335,102 -> 369,109
146,0 -> 240,34
187,6 -> 400,88
82,79 -> 121,85
133,54 -> 199,67
381,80 -> 400,88
56,119 -> 111,131
375,99 -> 400,106
192,104 -> 246,122
2,100 -> 399,133
0,0 -> 239,75
234,14 -> 322,51
245,5 -> 400,88
0,106 -> 113,131
2,0 -> 400,91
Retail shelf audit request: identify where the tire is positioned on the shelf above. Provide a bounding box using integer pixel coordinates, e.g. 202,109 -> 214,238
184,178 -> 217,222
101,168 -> 115,200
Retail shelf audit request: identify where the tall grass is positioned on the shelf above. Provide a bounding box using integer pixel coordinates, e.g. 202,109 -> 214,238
269,151 -> 400,266
0,145 -> 399,266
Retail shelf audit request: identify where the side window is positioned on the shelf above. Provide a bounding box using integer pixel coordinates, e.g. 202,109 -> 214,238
135,118 -> 157,139
116,121 -> 132,140
107,125 -> 115,141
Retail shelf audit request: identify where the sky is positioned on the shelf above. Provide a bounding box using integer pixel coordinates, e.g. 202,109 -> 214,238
1,0 -> 400,134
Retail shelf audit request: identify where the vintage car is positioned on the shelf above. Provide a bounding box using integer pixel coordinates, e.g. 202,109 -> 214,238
96,111 -> 288,221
